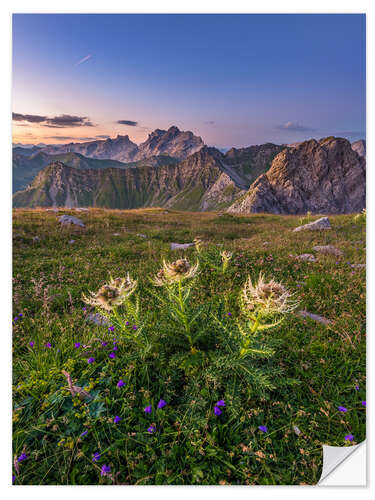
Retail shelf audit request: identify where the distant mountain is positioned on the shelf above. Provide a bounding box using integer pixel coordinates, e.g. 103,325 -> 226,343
13,146 -> 42,157
228,137 -> 366,214
351,139 -> 366,157
39,126 -> 204,163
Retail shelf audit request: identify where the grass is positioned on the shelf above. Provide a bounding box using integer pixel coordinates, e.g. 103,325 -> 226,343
12,208 -> 366,485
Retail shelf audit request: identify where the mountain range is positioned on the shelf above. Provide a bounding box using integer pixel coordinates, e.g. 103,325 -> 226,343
12,126 -> 366,214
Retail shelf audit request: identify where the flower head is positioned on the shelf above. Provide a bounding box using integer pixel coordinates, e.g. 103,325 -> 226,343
153,259 -> 199,286
214,406 -> 222,416
80,430 -> 88,437
109,352 -> 116,359
101,341 -> 108,347
92,452 -> 101,462
220,250 -> 233,271
147,425 -> 156,433
338,406 -> 347,413
345,434 -> 354,441
83,274 -> 137,311
117,380 -> 125,388
362,401 -> 366,407
87,357 -> 95,364
113,416 -> 121,424
17,453 -> 27,462
45,342 -> 52,348
144,405 -> 152,414
258,425 -> 268,433
108,325 -> 115,332
101,464 -> 111,476
157,399 -> 167,409
241,273 -> 298,316
216,399 -> 225,407
74,342 -> 81,348
29,341 -> 34,348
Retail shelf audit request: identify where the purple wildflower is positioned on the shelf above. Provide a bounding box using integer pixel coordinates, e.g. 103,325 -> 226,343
216,399 -> 225,407
227,312 -> 232,317
144,405 -> 152,414
132,325 -> 137,330
113,416 -> 121,424
214,406 -> 222,416
362,401 -> 366,407
101,342 -> 108,347
92,452 -> 101,462
17,453 -> 27,462
80,430 -> 88,437
108,326 -> 115,332
18,313 -> 23,317
101,464 -> 111,476
45,342 -> 52,348
117,380 -> 125,388
12,474 -> 16,484
338,406 -> 348,413
82,307 -> 87,311
258,425 -> 268,433
113,345 -> 118,351
109,352 -> 116,359
74,342 -> 81,348
29,341 -> 34,348
157,399 -> 167,409
125,321 -> 130,326
87,357 -> 95,364
147,425 -> 156,433
355,385 -> 360,391
14,317 -> 18,322
345,434 -> 354,441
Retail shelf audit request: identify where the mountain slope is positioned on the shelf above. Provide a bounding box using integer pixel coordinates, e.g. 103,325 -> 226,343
228,137 -> 366,214
351,139 -> 366,157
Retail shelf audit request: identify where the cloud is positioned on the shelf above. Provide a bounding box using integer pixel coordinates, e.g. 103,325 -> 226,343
74,54 -> 92,67
12,113 -> 47,123
116,120 -> 138,126
204,120 -> 215,125
46,136 -> 97,141
96,134 -> 110,139
277,121 -> 315,132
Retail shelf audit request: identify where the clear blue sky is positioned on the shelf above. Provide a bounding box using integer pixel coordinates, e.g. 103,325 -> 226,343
12,14 -> 366,148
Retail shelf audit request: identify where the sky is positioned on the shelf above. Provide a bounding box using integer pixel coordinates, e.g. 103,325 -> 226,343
12,14 -> 366,148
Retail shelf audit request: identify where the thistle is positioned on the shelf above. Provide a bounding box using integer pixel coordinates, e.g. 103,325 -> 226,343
220,250 -> 233,272
83,274 -> 137,311
153,259 -> 199,286
241,273 -> 298,317
194,237 -> 203,253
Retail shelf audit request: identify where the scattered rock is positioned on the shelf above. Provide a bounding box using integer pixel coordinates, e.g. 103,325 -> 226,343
112,233 -> 121,236
312,245 -> 343,256
293,425 -> 302,436
170,242 -> 195,250
75,207 -> 89,212
58,215 -> 85,228
68,239 -> 76,244
32,236 -> 40,242
298,310 -> 332,326
137,233 -> 147,238
293,217 -> 331,232
351,263 -> 365,269
296,254 -> 316,262
86,313 -> 108,326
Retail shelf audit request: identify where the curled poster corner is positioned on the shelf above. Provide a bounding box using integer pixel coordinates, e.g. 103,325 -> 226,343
318,441 -> 366,486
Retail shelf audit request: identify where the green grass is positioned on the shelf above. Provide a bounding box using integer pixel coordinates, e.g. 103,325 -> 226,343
12,208 -> 366,485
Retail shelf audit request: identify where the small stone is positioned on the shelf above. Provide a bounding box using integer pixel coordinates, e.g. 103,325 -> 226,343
137,233 -> 147,238
68,239 -> 76,244
296,254 -> 316,262
312,245 -> 343,256
112,233 -> 120,236
32,236 -> 40,242
298,310 -> 332,326
293,217 -> 331,232
86,313 -> 108,326
351,263 -> 365,269
170,242 -> 195,250
293,425 -> 302,436
58,215 -> 85,227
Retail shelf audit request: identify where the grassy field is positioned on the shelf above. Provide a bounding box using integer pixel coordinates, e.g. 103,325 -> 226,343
12,208 -> 366,485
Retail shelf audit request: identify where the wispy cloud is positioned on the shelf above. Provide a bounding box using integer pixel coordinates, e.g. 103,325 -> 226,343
96,134 -> 110,139
277,121 -> 315,132
74,54 -> 92,67
117,120 -> 138,127
13,112 -> 95,128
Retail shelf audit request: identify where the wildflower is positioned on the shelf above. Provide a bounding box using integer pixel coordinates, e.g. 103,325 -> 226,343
29,341 -> 34,348
45,342 -> 52,348
355,385 -> 360,391
220,250 -> 233,271
362,401 -> 366,407
214,406 -> 222,416
113,416 -> 121,424
109,352 -> 116,359
153,259 -> 199,286
101,342 -> 108,347
194,237 -> 203,253
87,357 -> 95,364
157,399 -> 167,409
101,464 -> 111,476
14,317 -> 18,322
216,400 -> 225,407
18,313 -> 23,317
345,434 -> 354,441
241,273 -> 298,316
12,474 -> 16,484
258,425 -> 268,433
132,325 -> 137,330
227,312 -> 232,317
74,342 -> 81,348
147,425 -> 156,433
125,321 -> 130,326
80,430 -> 88,437
113,345 -> 118,351
117,380 -> 125,388
83,274 -> 137,311
108,325 -> 115,332
338,406 -> 347,413
144,405 -> 152,414
17,453 -> 27,462
92,452 -> 101,462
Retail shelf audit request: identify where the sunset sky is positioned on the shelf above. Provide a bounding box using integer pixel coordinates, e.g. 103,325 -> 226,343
12,13 -> 366,148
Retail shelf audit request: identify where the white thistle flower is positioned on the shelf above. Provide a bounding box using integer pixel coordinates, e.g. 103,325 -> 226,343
153,259 -> 199,286
83,273 -> 137,311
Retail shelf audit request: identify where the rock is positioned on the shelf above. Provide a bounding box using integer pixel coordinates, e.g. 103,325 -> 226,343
293,425 -> 302,436
137,233 -> 147,238
228,137 -> 365,214
75,207 -> 89,211
170,242 -> 195,250
312,245 -> 343,256
32,236 -> 40,242
68,239 -> 75,244
351,263 -> 365,269
58,215 -> 85,227
298,310 -> 332,326
112,233 -> 120,236
86,313 -> 108,326
296,254 -> 316,262
351,139 -> 366,158
293,217 -> 331,232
